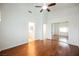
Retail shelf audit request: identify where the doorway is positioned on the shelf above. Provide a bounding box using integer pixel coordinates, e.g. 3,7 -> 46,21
28,22 -> 35,42
51,21 -> 69,43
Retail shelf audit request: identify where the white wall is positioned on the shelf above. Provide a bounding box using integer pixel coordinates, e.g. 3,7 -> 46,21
46,4 -> 79,46
0,5 -> 2,51
0,3 -> 44,51
51,23 -> 59,35
0,10 -> 1,22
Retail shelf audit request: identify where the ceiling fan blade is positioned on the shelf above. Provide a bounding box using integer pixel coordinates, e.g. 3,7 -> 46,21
40,9 -> 43,12
48,3 -> 56,7
28,11 -> 32,13
35,6 -> 42,8
47,8 -> 50,12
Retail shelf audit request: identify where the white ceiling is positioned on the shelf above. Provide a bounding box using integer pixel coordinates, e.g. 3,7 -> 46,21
30,3 -> 79,13
1,3 -> 79,13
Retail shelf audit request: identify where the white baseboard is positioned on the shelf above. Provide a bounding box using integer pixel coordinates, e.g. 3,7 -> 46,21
0,42 -> 27,51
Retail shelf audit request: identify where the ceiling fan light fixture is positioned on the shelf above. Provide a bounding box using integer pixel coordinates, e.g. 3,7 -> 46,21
42,5 -> 47,10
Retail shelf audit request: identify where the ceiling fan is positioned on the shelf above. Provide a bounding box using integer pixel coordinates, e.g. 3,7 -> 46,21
35,3 -> 56,12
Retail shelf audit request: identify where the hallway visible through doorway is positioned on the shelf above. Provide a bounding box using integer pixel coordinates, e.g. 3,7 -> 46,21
51,21 -> 68,43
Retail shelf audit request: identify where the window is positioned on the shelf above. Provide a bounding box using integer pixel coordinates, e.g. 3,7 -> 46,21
59,27 -> 68,33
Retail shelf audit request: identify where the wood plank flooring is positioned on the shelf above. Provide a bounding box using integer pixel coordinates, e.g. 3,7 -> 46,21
0,39 -> 79,56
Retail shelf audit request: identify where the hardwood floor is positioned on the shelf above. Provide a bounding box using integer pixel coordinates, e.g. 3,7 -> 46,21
0,39 -> 79,56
